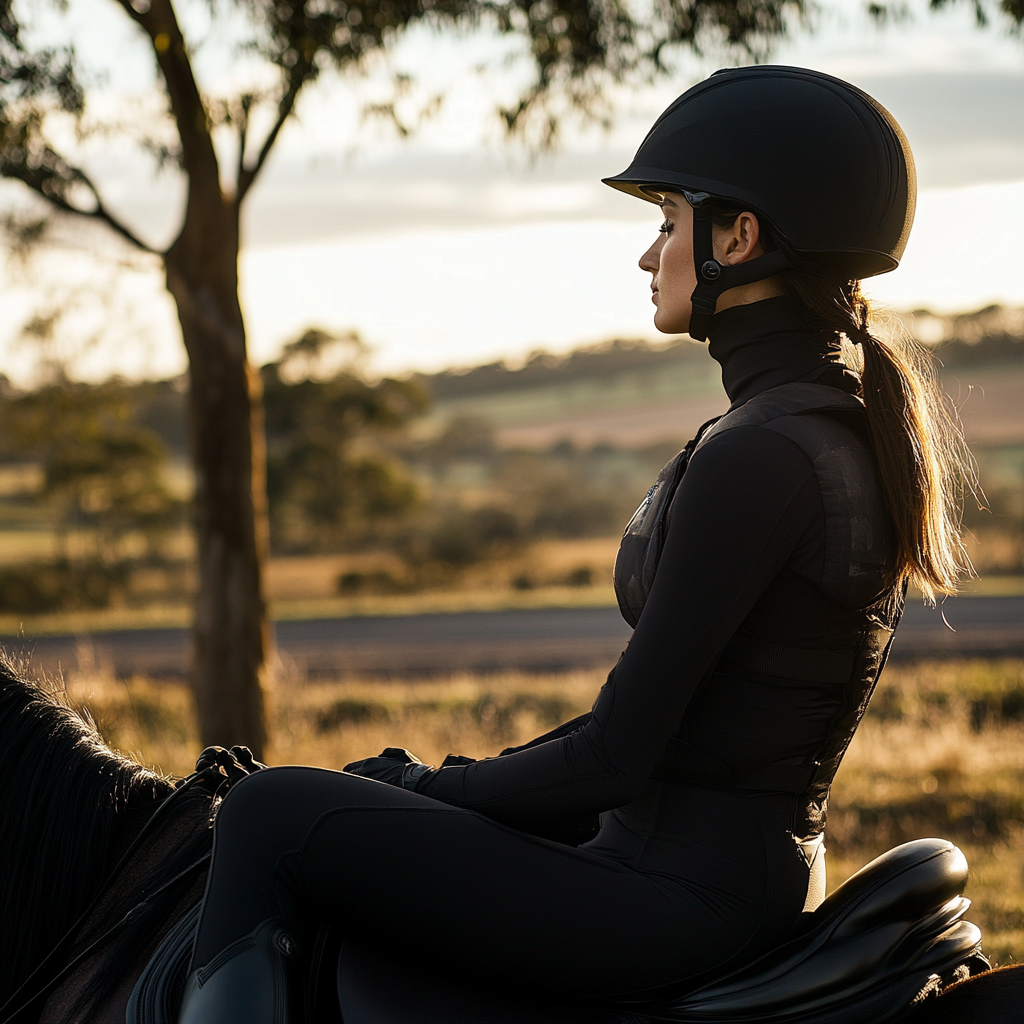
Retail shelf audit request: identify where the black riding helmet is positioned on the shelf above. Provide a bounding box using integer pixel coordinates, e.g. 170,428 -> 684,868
603,65 -> 916,341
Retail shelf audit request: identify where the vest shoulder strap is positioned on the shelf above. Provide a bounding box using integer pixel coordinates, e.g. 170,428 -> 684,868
694,382 -> 865,454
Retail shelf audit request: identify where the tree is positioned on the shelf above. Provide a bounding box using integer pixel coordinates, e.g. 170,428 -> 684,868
263,329 -> 428,552
1,0 -> 1017,756
0,376 -> 186,612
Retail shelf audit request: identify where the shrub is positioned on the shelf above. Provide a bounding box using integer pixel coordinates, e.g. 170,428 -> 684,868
0,560 -> 127,613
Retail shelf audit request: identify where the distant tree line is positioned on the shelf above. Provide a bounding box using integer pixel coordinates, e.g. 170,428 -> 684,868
418,304 -> 1024,400
385,417 -> 677,580
923,306 -> 1024,369
418,337 -> 710,399
0,330 -> 687,608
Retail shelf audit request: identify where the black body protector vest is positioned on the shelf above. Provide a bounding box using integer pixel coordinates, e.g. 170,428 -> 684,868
615,383 -> 905,838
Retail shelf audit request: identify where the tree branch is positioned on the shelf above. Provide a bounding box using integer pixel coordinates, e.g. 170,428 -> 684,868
236,83 -> 302,203
235,102 -> 250,198
10,178 -> 158,254
82,183 -> 161,255
112,0 -> 221,202
0,119 -> 160,254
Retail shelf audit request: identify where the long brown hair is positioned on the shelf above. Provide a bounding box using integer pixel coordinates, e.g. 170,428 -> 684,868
783,268 -> 974,602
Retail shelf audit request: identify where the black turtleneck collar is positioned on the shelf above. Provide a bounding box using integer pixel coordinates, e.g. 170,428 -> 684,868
706,295 -> 859,409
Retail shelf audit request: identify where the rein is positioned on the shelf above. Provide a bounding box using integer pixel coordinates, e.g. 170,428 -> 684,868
0,746 -> 258,1024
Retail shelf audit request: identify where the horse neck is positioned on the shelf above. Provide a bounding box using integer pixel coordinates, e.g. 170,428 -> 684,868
0,665 -> 175,1012
38,790 -> 214,1024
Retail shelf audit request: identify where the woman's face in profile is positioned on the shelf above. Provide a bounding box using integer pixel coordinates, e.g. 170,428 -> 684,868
639,193 -> 697,336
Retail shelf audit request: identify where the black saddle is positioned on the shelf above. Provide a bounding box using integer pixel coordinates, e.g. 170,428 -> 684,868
331,839 -> 986,1024
127,838 -> 986,1024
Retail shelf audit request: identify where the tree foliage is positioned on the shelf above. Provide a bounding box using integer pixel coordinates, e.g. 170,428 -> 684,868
0,377 -> 186,612
263,329 -> 428,552
0,0 -> 1018,219
0,0 -> 830,247
0,378 -> 185,560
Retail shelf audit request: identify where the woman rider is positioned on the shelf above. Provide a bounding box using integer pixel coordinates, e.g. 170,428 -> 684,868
178,66 -> 970,1022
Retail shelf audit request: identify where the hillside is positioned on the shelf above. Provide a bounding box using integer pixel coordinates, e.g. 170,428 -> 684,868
415,305 -> 1024,447
423,343 -> 726,447
419,336 -> 710,399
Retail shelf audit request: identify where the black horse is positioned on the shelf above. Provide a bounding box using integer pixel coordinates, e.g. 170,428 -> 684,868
0,658 -> 1021,1024
0,658 -> 213,1024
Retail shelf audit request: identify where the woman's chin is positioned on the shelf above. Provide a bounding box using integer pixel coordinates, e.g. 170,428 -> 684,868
653,310 -> 689,336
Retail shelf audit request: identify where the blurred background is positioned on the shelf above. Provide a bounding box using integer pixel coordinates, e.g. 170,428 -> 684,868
2,0 -> 1024,965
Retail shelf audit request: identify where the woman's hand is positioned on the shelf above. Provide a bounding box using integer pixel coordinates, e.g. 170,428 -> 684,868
344,747 -> 436,790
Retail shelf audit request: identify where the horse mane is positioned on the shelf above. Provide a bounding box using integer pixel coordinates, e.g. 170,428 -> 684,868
0,653 -> 177,1008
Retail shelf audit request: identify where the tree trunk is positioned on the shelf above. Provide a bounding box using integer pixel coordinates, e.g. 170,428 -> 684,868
164,199 -> 270,760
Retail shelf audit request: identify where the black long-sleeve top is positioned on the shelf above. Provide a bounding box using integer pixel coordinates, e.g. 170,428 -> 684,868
418,297 -> 879,831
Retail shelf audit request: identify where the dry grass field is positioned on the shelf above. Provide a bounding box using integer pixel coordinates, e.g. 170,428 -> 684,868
55,657 -> 1024,966
432,363 -> 1024,450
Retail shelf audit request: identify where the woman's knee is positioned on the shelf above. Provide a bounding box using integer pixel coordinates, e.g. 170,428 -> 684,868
214,765 -> 327,837
214,765 -> 416,840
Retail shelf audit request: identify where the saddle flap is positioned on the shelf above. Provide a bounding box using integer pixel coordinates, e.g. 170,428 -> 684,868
126,901 -> 201,1024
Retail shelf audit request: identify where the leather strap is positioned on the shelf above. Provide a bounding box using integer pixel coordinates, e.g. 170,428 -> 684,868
718,638 -> 855,686
686,193 -> 792,343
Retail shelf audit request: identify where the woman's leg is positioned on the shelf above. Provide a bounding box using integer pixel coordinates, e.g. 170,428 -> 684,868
189,766 -> 771,998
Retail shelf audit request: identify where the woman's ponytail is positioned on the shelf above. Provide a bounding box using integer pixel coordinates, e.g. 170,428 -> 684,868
785,271 -> 974,602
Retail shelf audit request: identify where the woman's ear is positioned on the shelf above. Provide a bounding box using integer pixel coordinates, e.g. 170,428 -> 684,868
717,212 -> 763,266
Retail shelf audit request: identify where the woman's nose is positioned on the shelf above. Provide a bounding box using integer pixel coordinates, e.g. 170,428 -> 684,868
639,240 -> 660,273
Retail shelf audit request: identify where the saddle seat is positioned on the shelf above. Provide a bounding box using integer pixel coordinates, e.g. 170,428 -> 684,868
332,838 -> 987,1024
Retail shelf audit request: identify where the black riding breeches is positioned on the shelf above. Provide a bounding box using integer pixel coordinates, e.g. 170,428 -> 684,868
190,767 -> 809,999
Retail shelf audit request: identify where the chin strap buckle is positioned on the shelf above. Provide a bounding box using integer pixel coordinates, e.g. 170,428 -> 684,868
700,259 -> 723,282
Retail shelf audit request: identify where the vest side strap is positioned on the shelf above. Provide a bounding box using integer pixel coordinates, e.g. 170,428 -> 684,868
650,737 -> 820,793
719,638 -> 856,686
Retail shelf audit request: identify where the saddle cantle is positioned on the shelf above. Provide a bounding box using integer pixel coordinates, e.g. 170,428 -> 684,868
650,837 -> 985,1022
332,839 -> 987,1024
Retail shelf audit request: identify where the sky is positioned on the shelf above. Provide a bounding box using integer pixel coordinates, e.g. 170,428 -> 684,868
1,0 -> 1023,383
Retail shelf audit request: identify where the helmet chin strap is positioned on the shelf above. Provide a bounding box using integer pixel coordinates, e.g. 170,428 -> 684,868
686,194 -> 792,343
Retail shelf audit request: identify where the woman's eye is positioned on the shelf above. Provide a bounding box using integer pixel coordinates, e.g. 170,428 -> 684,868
659,219 -> 673,234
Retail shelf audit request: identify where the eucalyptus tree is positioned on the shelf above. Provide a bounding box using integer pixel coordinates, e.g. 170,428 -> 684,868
1,0 -> 1014,755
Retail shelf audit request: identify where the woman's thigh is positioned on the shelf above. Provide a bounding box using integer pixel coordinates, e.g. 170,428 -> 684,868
209,766 -> 765,997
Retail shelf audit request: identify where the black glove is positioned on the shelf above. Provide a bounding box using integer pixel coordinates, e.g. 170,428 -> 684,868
189,744 -> 267,795
440,753 -> 477,767
344,747 -> 437,790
